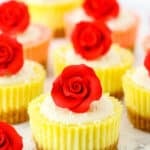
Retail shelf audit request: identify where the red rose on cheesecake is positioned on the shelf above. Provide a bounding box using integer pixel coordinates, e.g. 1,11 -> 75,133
71,21 -> 112,60
0,33 -> 23,76
51,64 -> 102,113
83,0 -> 119,21
0,0 -> 29,34
0,122 -> 23,150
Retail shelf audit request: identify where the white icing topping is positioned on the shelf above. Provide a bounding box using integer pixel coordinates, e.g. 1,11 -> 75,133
64,44 -> 125,68
17,25 -> 42,44
65,8 -> 91,24
65,8 -> 135,31
0,61 -> 40,85
40,94 -> 114,124
107,10 -> 135,31
130,66 -> 150,90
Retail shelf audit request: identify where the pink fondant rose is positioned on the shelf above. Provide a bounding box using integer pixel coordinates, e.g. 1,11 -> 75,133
0,122 -> 23,150
0,34 -> 24,76
51,64 -> 102,113
0,1 -> 30,34
83,0 -> 119,21
72,21 -> 112,60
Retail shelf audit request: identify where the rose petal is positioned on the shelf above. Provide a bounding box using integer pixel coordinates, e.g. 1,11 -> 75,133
79,26 -> 100,48
62,77 -> 89,98
0,130 -> 10,150
0,38 -> 15,63
0,1 -> 30,34
0,34 -> 24,76
0,122 -> 22,150
83,0 -> 119,21
144,51 -> 150,74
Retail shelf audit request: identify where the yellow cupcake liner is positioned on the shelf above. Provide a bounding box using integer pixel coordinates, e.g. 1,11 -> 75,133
52,44 -> 133,97
123,71 -> 150,131
28,94 -> 122,150
0,62 -> 46,124
27,0 -> 83,35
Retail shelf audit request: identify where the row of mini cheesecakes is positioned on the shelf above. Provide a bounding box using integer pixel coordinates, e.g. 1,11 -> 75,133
16,0 -> 149,66
23,0 -> 139,50
0,0 -> 148,68
0,0 -> 51,67
0,0 -> 150,150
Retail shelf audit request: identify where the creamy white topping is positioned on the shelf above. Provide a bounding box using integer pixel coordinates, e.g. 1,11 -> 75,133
65,8 -> 135,31
107,10 -> 135,31
40,94 -> 114,124
64,44 -> 125,68
65,8 -> 91,24
17,25 -> 42,44
130,66 -> 150,90
0,61 -> 39,85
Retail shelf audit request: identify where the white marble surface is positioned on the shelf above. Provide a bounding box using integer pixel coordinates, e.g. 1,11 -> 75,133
13,0 -> 150,149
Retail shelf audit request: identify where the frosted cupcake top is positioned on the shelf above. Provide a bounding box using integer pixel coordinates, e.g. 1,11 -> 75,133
17,24 -> 48,45
130,66 -> 150,90
65,8 -> 136,31
53,42 -> 131,68
40,94 -> 114,124
17,25 -> 41,44
107,10 -> 136,31
0,1 -> 50,45
40,64 -> 115,124
0,60 -> 43,85
129,51 -> 150,90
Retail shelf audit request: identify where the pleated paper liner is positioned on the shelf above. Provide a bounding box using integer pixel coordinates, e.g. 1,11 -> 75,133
27,0 -> 83,37
35,140 -> 118,150
0,62 -> 46,124
123,70 -> 150,132
28,94 -> 122,150
22,24 -> 51,67
52,44 -> 133,99
127,108 -> 150,132
111,14 -> 139,51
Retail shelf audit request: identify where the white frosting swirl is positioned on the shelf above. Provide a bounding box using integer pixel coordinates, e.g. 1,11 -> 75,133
65,8 -> 91,23
130,66 -> 150,90
107,10 -> 135,31
64,44 -> 126,68
0,61 -> 41,85
17,25 -> 42,44
40,94 -> 114,124
66,8 -> 135,31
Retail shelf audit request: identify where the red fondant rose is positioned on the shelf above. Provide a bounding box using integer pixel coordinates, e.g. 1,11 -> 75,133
51,64 -> 102,113
0,122 -> 23,150
72,21 -> 112,60
0,34 -> 24,76
0,1 -> 30,34
83,0 -> 119,21
144,51 -> 150,74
